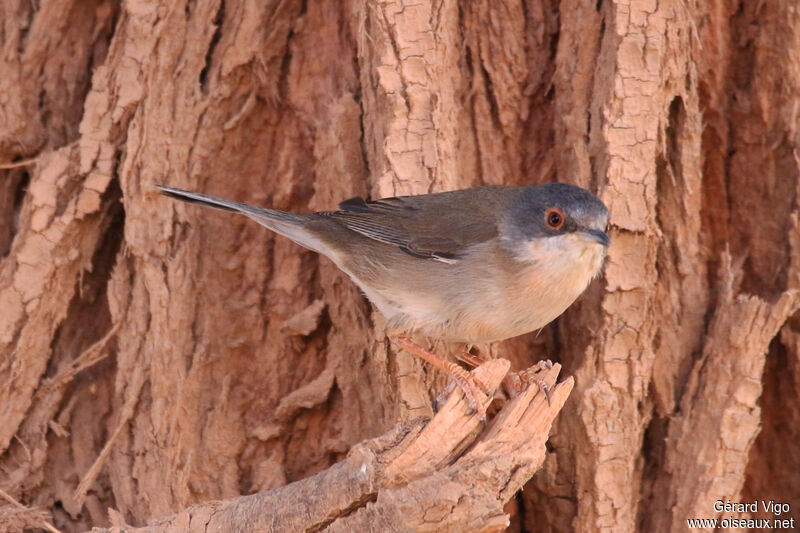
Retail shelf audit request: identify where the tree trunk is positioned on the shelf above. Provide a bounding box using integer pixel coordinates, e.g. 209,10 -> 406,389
1,0 -> 799,532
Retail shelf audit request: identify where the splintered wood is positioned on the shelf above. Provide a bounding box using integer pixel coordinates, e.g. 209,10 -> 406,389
89,360 -> 571,533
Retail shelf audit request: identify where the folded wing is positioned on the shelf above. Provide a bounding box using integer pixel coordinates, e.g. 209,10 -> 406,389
320,187 -> 516,262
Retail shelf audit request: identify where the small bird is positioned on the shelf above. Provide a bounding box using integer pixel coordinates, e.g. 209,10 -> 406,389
156,183 -> 610,416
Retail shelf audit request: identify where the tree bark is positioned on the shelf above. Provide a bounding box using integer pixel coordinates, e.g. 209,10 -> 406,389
1,0 -> 799,532
85,361 -> 571,533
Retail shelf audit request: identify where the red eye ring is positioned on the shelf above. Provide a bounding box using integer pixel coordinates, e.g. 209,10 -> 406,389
545,208 -> 564,230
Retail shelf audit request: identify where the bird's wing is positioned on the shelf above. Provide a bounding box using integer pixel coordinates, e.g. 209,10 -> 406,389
320,187 -> 518,262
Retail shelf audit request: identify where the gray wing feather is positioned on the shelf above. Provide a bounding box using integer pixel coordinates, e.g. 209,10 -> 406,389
157,184 -> 519,263
320,188 -> 515,261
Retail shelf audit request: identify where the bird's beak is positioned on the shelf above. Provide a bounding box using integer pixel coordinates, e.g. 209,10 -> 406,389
582,228 -> 610,247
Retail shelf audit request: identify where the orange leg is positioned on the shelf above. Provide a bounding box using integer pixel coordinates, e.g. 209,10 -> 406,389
456,352 -> 552,405
392,337 -> 490,420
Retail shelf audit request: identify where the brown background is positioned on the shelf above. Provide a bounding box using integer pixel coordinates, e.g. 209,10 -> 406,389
1,0 -> 799,531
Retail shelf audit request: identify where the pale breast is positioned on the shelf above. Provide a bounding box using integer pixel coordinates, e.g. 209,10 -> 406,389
394,235 -> 607,342
337,234 -> 607,343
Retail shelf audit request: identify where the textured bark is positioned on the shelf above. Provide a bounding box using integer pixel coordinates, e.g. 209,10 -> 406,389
1,0 -> 799,532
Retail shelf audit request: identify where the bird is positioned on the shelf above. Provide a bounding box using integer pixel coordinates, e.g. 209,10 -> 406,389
156,183 -> 610,418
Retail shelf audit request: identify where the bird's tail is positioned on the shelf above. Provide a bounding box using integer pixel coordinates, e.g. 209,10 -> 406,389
156,185 -> 327,254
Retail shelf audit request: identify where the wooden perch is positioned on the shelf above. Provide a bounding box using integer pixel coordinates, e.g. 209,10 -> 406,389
92,360 -> 573,533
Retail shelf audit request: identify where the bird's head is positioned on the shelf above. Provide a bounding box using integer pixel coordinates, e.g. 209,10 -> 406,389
502,183 -> 610,275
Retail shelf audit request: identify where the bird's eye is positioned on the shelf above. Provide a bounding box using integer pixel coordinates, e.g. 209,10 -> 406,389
545,208 -> 564,230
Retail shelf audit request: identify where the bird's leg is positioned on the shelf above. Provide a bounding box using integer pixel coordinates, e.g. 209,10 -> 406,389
392,336 -> 490,420
455,351 -> 486,368
455,352 -> 552,405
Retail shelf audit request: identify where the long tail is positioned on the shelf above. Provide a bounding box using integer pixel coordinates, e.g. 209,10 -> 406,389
156,185 -> 328,254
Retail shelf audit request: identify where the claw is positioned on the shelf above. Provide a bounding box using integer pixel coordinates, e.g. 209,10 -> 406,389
393,336 -> 489,420
499,360 -> 554,404
540,382 -> 552,406
449,368 -> 488,421
521,368 -> 553,406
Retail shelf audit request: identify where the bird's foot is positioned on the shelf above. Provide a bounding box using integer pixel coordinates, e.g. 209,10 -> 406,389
456,352 -> 552,405
393,337 -> 490,421
503,360 -> 552,405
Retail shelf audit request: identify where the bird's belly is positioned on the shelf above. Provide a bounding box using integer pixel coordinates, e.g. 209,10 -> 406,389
375,277 -> 574,343
383,245 -> 604,342
340,241 -> 605,344
426,286 -> 567,343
